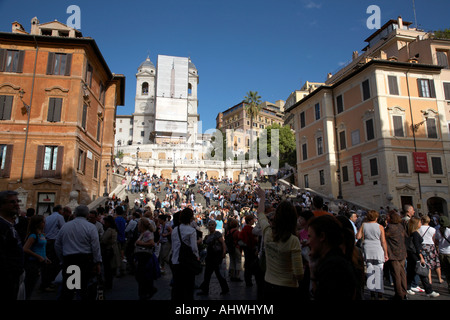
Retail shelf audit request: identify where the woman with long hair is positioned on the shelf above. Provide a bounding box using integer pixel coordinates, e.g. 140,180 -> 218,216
406,216 -> 439,297
23,215 -> 50,299
255,188 -> 304,300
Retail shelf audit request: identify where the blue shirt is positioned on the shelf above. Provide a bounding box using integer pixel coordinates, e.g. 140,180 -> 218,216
115,216 -> 127,243
44,212 -> 65,240
27,233 -> 47,260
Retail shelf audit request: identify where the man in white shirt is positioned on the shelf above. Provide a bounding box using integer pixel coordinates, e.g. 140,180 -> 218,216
55,205 -> 102,300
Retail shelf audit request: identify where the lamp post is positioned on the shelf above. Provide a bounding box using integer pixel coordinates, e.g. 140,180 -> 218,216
103,163 -> 110,196
172,150 -> 176,173
135,147 -> 140,170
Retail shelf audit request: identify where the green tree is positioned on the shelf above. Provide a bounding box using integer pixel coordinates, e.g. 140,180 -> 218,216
244,91 -> 262,159
433,28 -> 450,39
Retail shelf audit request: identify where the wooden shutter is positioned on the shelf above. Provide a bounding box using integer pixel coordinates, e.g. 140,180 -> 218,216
444,83 -> 450,100
46,52 -> 55,75
53,98 -> 62,122
336,95 -> 343,113
0,49 -> 5,72
64,53 -> 72,76
35,145 -> 44,178
426,118 -> 438,138
47,98 -> 55,122
393,116 -> 404,137
432,157 -> 443,175
55,146 -> 64,178
0,95 -> 13,120
429,80 -> 436,98
16,51 -> 25,73
82,104 -> 87,129
362,80 -> 370,100
388,76 -> 399,95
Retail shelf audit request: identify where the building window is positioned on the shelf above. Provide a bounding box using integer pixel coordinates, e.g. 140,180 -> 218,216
0,49 -> 25,73
81,104 -> 87,130
0,144 -> 13,178
362,79 -> 371,100
444,83 -> 450,100
317,137 -> 323,155
436,51 -> 449,69
300,112 -> 305,128
369,158 -> 378,176
314,103 -> 320,120
96,119 -> 102,142
46,53 -> 72,76
336,95 -> 344,113
142,82 -> 149,95
426,118 -> 438,139
304,174 -> 309,188
85,62 -> 93,87
431,157 -> 443,175
77,149 -> 86,173
388,75 -> 399,95
339,131 -> 346,150
319,170 -> 325,185
94,159 -> 99,179
0,95 -> 13,120
397,155 -> 409,174
35,145 -> 63,178
393,115 -> 405,137
47,97 -> 62,122
302,143 -> 307,161
365,118 -> 375,141
342,166 -> 349,182
417,79 -> 436,98
99,82 -> 105,105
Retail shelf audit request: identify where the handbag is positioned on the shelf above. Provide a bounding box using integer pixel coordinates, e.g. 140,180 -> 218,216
177,226 -> 202,275
134,245 -> 152,254
415,261 -> 429,277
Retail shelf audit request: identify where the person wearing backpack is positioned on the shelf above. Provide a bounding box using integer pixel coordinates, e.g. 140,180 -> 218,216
225,218 -> 242,282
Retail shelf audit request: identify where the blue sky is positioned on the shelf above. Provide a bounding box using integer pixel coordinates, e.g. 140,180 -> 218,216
1,0 -> 449,131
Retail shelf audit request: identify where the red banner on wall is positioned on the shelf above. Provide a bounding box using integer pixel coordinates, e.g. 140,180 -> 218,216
413,152 -> 429,173
352,154 -> 364,186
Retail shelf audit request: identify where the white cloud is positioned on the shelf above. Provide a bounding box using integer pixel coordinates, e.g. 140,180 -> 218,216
303,0 -> 322,9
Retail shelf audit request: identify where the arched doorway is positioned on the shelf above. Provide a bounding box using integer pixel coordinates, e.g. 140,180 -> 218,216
427,197 -> 448,216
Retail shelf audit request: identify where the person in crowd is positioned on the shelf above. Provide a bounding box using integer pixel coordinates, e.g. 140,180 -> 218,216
114,205 -> 127,278
384,210 -> 408,300
158,214 -> 172,274
23,215 -> 50,299
296,208 -> 314,299
198,220 -> 229,296
435,216 -> 450,294
55,205 -> 102,300
134,218 -> 158,300
238,214 -> 264,295
40,204 -> 65,292
256,188 -> 304,300
419,215 -> 443,284
225,217 -> 242,282
312,195 -> 332,217
124,211 -> 141,275
100,215 -> 121,291
88,210 -> 104,240
307,214 -> 357,300
171,207 -> 199,301
405,216 -> 440,298
0,190 -> 25,300
356,210 -> 389,300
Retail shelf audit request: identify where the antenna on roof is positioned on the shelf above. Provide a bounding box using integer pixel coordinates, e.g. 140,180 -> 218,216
412,0 -> 418,28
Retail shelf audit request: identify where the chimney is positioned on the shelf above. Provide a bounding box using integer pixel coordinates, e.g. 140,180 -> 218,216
398,16 -> 403,29
30,17 -> 39,35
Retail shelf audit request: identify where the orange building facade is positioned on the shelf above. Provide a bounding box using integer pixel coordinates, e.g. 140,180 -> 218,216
0,18 -> 125,214
287,17 -> 450,215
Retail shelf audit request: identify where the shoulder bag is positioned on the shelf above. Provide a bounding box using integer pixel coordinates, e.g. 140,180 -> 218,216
177,226 -> 202,275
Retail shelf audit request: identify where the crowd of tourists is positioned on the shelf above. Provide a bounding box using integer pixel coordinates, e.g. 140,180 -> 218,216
1,169 -> 449,301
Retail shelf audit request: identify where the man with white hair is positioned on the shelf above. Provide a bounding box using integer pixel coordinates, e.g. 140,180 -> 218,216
55,205 -> 102,300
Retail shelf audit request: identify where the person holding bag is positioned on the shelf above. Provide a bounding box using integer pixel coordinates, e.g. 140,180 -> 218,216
171,208 -> 200,300
134,218 -> 158,300
435,216 -> 450,294
406,216 -> 439,297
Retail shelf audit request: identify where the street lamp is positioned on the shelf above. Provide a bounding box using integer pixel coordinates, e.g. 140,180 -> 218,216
172,150 -> 176,173
103,163 -> 110,196
135,147 -> 140,170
